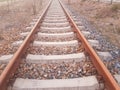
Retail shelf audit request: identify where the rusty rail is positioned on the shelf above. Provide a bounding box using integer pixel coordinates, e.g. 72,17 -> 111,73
0,0 -> 120,90
0,0 -> 52,90
59,0 -> 120,90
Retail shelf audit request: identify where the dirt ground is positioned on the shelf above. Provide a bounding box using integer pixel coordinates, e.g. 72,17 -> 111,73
0,0 -> 120,56
0,0 -> 49,56
63,0 -> 120,48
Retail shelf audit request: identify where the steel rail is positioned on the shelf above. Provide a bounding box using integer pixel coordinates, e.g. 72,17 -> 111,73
59,0 -> 120,90
0,0 -> 52,90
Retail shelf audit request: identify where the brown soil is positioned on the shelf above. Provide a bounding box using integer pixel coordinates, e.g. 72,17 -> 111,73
63,0 -> 120,48
0,0 -> 48,56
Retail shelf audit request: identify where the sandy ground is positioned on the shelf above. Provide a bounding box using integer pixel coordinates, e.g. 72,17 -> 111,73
63,0 -> 120,48
0,0 -> 49,56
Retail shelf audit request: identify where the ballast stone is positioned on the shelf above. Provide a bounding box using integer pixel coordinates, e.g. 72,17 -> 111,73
12,76 -> 99,90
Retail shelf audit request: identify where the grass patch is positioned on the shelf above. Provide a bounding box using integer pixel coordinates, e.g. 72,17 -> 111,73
95,8 -> 114,18
81,0 -> 86,2
116,26 -> 120,34
111,3 -> 120,12
95,3 -> 120,18
0,0 -> 7,2
0,34 -> 4,41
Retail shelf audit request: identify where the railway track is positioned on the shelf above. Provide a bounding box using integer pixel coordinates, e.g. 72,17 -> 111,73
0,0 -> 120,90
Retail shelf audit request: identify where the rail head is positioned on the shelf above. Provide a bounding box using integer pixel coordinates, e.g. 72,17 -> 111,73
0,0 -> 52,90
59,0 -> 120,90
